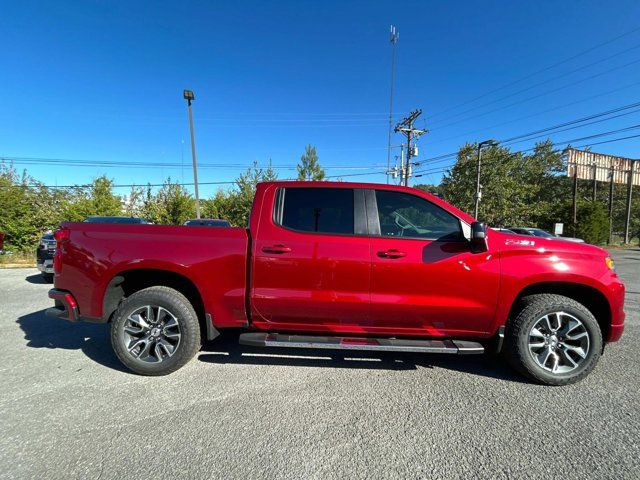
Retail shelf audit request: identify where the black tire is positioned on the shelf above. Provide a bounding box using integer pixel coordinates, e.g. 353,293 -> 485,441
111,286 -> 201,376
504,293 -> 603,386
42,273 -> 54,283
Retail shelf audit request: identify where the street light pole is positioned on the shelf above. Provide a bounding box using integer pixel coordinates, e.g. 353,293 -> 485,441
474,139 -> 498,219
183,89 -> 201,219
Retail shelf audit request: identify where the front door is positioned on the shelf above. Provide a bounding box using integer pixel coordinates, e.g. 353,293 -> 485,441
368,189 -> 500,336
251,186 -> 371,333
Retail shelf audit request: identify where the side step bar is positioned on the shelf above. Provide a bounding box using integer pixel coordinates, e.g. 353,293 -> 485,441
238,333 -> 484,355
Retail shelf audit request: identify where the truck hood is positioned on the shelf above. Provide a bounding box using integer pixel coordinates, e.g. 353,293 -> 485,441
490,229 -> 608,258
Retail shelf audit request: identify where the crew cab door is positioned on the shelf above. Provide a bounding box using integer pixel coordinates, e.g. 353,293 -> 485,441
368,189 -> 500,336
250,186 -> 371,331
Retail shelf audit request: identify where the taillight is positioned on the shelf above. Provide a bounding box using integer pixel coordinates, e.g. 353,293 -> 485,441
53,227 -> 70,244
53,227 -> 70,274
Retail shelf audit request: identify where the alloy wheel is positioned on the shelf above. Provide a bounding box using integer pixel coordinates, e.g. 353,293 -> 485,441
528,311 -> 590,374
122,305 -> 181,363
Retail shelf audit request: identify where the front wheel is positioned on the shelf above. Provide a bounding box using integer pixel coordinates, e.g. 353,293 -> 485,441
504,294 -> 603,386
111,286 -> 201,375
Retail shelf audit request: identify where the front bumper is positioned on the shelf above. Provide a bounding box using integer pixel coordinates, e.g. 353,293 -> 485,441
37,259 -> 54,274
605,276 -> 626,342
609,323 -> 625,343
46,289 -> 80,322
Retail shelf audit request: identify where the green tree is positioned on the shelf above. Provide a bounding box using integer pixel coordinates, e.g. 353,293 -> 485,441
202,189 -> 233,221
576,200 -> 609,244
297,145 -> 325,181
0,162 -> 69,250
63,176 -> 122,221
152,178 -> 195,225
91,176 -> 122,216
123,185 -> 145,217
201,160 -> 278,227
414,183 -> 445,198
229,160 -> 278,226
440,141 -> 570,227
556,199 -> 609,244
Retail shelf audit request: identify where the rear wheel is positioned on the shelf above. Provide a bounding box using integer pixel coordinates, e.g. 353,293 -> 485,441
504,294 -> 602,386
111,286 -> 201,375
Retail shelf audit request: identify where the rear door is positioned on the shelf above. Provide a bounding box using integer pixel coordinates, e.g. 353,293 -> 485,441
250,186 -> 371,332
368,189 -> 500,336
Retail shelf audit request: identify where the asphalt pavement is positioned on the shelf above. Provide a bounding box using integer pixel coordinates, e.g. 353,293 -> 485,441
1,250 -> 639,479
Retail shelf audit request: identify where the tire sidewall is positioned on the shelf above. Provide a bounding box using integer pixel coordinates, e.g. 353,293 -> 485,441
513,298 -> 602,385
111,288 -> 200,375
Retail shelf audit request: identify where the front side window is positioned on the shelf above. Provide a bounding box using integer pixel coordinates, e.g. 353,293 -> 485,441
375,190 -> 462,240
279,188 -> 354,235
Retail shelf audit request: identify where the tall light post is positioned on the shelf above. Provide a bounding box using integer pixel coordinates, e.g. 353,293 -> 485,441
474,139 -> 498,219
183,89 -> 201,219
386,25 -> 399,184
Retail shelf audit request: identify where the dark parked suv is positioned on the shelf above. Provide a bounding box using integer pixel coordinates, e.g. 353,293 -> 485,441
36,232 -> 56,282
184,218 -> 230,227
83,216 -> 150,224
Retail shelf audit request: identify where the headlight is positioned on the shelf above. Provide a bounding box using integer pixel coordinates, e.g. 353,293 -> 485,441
605,256 -> 615,271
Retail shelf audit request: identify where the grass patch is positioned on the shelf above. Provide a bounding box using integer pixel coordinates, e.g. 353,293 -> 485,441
0,251 -> 36,268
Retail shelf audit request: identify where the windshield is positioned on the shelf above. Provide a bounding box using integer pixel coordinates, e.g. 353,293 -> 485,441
528,228 -> 555,238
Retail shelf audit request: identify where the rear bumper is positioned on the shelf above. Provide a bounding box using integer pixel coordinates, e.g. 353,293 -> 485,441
47,289 -> 80,322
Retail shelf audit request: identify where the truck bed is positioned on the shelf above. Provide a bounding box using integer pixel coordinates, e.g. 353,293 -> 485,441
54,222 -> 249,327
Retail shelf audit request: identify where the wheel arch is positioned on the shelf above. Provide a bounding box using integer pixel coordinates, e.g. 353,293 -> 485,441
507,281 -> 611,341
102,268 -> 214,340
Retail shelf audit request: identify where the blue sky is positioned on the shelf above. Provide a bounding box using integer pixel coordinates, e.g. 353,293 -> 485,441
1,0 -> 640,197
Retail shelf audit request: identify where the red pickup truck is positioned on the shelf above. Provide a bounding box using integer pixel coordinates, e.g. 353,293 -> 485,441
47,181 -> 625,385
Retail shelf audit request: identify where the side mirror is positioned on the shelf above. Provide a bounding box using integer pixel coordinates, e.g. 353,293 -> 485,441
470,221 -> 488,253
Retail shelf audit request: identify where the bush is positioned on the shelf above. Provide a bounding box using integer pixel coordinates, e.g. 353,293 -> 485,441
576,201 -> 609,245
553,200 -> 609,245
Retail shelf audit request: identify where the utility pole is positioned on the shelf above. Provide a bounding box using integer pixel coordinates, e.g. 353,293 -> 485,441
386,26 -> 399,185
474,139 -> 499,219
394,109 -> 426,187
623,160 -> 636,244
183,89 -> 201,219
608,162 -> 615,244
572,165 -> 578,238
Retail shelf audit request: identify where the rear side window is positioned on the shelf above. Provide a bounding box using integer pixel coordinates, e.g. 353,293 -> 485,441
279,188 -> 354,235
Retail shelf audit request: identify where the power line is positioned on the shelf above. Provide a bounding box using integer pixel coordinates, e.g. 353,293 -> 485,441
414,102 -> 640,169
0,180 -> 237,190
428,25 -> 640,119
0,169 -> 389,190
414,124 -> 640,175
0,156 -> 386,171
430,43 -> 640,125
499,101 -> 640,144
413,133 -> 640,179
426,80 -> 640,147
430,57 -> 640,131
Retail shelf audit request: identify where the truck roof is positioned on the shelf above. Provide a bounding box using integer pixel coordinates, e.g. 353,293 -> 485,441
256,181 -> 475,224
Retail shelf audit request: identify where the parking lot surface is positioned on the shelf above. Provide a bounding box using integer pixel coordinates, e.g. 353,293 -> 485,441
1,250 -> 639,479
